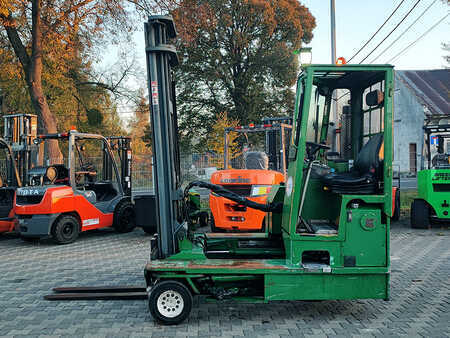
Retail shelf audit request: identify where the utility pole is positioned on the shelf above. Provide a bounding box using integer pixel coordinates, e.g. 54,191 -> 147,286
330,0 -> 338,150
330,0 -> 336,64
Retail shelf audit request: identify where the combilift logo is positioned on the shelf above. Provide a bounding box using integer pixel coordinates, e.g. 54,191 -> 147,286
432,173 -> 450,181
220,176 -> 250,184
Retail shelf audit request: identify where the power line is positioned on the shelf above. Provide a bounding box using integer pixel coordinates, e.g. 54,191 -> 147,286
359,0 -> 422,64
370,0 -> 439,63
387,13 -> 449,63
347,0 -> 407,63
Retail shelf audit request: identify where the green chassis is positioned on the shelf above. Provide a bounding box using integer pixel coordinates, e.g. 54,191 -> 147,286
145,64 -> 393,304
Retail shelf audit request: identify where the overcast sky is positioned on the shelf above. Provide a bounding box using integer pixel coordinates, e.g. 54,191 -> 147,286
302,0 -> 449,69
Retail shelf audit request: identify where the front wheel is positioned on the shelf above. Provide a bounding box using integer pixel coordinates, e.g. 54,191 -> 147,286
52,215 -> 80,244
199,211 -> 209,228
148,281 -> 193,325
410,199 -> 430,229
113,200 -> 136,233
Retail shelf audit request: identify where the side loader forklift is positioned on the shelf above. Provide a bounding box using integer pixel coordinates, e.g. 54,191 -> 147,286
142,17 -> 393,324
0,114 -> 37,234
15,129 -> 135,244
411,124 -> 450,228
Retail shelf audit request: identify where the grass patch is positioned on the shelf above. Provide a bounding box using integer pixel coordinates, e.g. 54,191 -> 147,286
400,190 -> 418,212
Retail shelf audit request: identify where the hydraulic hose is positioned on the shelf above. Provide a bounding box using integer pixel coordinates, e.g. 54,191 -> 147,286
184,181 -> 283,213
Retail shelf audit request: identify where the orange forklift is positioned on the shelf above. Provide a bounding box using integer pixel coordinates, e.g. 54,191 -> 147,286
209,118 -> 292,231
15,129 -> 135,244
0,114 -> 37,234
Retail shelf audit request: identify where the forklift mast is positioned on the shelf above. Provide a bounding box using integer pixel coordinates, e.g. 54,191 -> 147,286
263,116 -> 292,175
3,114 -> 37,186
104,136 -> 132,196
145,16 -> 182,259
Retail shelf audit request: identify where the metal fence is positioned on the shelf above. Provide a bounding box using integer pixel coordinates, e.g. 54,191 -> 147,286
0,152 -> 222,192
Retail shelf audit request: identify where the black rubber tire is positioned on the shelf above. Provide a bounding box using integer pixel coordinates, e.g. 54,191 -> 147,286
210,215 -> 219,232
113,199 -> 136,233
52,215 -> 80,244
148,280 -> 193,325
142,226 -> 156,235
199,211 -> 209,228
392,190 -> 400,221
21,236 -> 40,243
410,199 -> 430,229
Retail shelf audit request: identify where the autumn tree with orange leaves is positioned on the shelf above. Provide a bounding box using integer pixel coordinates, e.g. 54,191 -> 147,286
169,0 -> 315,152
0,0 -> 133,162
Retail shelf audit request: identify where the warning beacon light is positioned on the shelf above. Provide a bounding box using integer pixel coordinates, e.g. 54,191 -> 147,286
336,57 -> 347,66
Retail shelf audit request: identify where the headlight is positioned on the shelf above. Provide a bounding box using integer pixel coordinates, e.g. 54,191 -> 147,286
46,166 -> 57,182
250,185 -> 272,196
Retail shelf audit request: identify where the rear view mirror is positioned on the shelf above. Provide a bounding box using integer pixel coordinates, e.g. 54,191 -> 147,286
366,90 -> 384,107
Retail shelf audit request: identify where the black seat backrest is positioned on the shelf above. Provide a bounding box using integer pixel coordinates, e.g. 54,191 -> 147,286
354,133 -> 384,176
245,151 -> 269,170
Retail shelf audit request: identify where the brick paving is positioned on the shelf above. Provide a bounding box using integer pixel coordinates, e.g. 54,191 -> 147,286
0,218 -> 448,337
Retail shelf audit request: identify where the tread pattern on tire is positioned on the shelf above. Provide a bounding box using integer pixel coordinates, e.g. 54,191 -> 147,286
411,199 -> 430,229
113,199 -> 136,233
52,214 -> 80,244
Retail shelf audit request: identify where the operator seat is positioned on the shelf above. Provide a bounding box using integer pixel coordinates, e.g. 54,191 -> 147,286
321,133 -> 384,194
245,151 -> 269,170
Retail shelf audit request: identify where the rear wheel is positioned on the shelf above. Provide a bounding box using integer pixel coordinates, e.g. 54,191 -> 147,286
210,215 -> 219,232
113,200 -> 136,233
21,236 -> 40,243
411,199 -> 430,229
52,215 -> 80,244
199,211 -> 209,228
148,281 -> 193,325
142,226 -> 156,235
392,190 -> 400,221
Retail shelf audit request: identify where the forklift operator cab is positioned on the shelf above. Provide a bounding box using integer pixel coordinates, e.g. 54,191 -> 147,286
15,130 -> 134,244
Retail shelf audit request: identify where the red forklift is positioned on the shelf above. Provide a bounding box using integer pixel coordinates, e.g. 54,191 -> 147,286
210,119 -> 292,231
0,114 -> 37,234
15,129 -> 135,244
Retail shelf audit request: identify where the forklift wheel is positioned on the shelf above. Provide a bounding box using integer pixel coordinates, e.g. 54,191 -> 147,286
392,191 -> 400,221
148,280 -> 193,325
210,215 -> 219,232
52,215 -> 80,244
21,236 -> 40,243
199,211 -> 209,228
113,200 -> 136,233
410,199 -> 430,229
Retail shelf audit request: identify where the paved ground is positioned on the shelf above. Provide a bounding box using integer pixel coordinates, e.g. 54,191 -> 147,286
0,217 -> 448,338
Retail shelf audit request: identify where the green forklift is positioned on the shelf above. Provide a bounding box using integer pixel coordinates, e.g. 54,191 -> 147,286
143,17 -> 393,324
411,124 -> 450,228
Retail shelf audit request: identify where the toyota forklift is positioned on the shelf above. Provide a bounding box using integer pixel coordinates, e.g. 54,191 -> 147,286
141,17 -> 393,324
15,129 -> 135,244
411,124 -> 450,228
0,114 -> 37,234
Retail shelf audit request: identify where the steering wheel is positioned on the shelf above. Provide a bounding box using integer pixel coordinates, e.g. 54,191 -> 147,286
306,142 -> 330,160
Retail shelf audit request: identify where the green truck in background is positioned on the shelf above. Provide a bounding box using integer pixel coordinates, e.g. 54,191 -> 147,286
411,125 -> 450,228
